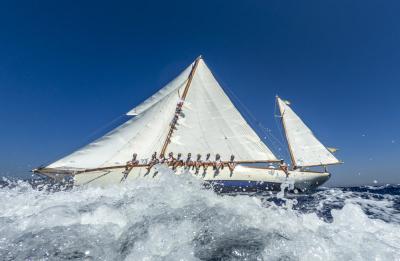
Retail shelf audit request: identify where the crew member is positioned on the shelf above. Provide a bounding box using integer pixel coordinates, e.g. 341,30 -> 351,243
185,153 -> 193,170
173,153 -> 183,170
126,153 -> 139,169
167,152 -> 175,166
280,159 -> 289,175
159,154 -> 166,164
146,152 -> 158,172
214,154 -> 223,172
122,153 -> 138,181
195,154 -> 202,174
228,154 -> 236,174
203,153 -> 211,173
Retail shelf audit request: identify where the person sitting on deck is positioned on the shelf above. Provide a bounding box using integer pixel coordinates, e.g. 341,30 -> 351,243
214,154 -> 223,172
171,115 -> 179,127
124,153 -> 138,172
185,153 -> 193,170
159,154 -> 166,164
126,153 -> 138,166
167,152 -> 175,166
279,159 -> 289,175
228,154 -> 236,174
175,104 -> 182,115
194,154 -> 202,174
177,99 -> 184,108
146,152 -> 158,172
122,153 -> 139,181
173,153 -> 183,170
202,153 -> 211,173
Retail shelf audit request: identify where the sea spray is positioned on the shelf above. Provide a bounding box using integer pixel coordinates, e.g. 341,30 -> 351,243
0,171 -> 399,260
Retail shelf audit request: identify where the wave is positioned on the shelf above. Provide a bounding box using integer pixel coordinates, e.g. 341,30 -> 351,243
0,173 -> 399,260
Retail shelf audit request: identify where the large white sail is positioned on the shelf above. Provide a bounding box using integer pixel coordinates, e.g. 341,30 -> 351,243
277,97 -> 340,167
165,59 -> 277,161
48,80 -> 184,170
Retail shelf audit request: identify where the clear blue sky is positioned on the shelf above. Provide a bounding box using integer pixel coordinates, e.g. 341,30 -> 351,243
0,0 -> 399,185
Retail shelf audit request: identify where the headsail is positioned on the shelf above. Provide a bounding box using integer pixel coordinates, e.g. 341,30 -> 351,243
46,63 -> 196,170
277,97 -> 340,167
48,91 -> 180,169
164,59 -> 278,161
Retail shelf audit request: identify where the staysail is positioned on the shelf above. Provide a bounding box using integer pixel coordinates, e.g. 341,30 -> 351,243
277,97 -> 340,167
44,57 -> 277,173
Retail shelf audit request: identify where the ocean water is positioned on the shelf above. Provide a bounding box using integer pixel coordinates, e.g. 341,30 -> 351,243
0,172 -> 399,261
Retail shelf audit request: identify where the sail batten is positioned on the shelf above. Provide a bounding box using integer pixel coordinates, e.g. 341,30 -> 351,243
277,97 -> 340,167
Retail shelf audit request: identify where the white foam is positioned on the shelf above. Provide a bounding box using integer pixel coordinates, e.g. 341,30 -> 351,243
0,173 -> 399,260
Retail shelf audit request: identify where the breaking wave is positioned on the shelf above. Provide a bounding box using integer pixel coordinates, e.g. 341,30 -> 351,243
0,171 -> 399,260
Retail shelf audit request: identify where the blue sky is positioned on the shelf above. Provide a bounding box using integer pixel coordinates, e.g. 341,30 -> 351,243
0,0 -> 399,185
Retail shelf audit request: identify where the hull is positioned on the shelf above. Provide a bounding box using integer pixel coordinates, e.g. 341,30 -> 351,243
73,165 -> 330,192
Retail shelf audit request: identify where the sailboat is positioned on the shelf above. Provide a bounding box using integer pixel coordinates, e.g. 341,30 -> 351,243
33,56 -> 342,192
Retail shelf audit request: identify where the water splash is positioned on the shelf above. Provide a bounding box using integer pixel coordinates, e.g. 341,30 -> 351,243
0,172 -> 399,260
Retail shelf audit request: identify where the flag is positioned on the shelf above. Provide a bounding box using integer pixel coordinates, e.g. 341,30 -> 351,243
327,147 -> 339,153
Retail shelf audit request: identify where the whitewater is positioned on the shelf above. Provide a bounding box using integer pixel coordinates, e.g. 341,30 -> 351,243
0,171 -> 399,260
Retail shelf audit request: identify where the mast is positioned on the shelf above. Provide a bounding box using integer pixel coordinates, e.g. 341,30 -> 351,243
160,55 -> 202,156
276,96 -> 296,168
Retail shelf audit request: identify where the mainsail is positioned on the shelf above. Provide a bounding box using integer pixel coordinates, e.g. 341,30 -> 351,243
165,59 -> 277,161
277,97 -> 340,167
45,57 -> 277,172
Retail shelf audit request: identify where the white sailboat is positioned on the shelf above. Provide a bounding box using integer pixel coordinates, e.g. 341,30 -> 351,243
33,56 -> 342,192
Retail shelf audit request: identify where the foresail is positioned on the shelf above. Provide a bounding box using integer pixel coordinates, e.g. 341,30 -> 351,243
165,59 -> 277,161
48,83 -> 182,170
277,97 -> 340,167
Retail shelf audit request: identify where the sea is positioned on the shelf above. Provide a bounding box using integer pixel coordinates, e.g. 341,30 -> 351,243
0,172 -> 399,261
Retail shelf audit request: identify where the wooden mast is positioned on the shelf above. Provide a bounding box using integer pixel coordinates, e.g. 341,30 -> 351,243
276,96 -> 297,168
160,55 -> 202,156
